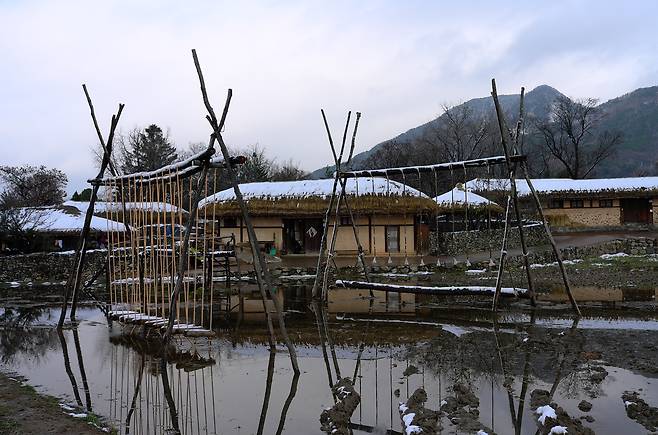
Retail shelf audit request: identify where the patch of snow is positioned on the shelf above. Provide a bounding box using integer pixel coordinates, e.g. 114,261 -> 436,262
440,400 -> 447,407
434,184 -> 497,208
600,252 -> 629,260
405,425 -> 422,435
549,426 -> 568,434
402,412 -> 416,426
477,431 -> 489,435
531,259 -> 582,269
536,405 -> 557,425
68,412 -> 88,418
465,269 -> 487,275
624,401 -> 636,407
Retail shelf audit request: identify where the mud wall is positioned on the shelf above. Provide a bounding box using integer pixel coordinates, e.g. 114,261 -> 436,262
430,223 -> 549,256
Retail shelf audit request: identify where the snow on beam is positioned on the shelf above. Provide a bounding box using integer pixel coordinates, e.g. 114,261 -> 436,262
339,155 -> 526,179
335,280 -> 528,297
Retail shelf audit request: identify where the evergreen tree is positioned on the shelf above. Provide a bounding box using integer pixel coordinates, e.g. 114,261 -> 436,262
71,191 -> 80,201
120,124 -> 178,174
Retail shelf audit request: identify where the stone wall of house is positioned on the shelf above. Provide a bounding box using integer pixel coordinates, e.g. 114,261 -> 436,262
0,250 -> 105,283
430,223 -> 549,256
544,207 -> 621,227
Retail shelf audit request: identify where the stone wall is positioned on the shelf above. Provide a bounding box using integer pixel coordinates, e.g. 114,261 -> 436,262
0,250 -> 105,283
507,237 -> 657,266
430,223 -> 549,256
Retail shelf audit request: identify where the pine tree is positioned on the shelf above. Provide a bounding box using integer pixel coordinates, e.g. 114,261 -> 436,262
120,124 -> 178,174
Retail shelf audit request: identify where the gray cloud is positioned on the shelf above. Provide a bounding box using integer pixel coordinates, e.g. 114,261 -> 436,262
1,0 -> 657,193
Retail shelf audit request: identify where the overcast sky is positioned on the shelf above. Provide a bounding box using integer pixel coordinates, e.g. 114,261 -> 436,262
1,0 -> 657,194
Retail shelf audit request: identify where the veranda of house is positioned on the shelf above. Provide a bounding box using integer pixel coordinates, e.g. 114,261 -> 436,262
197,178 -> 437,256
467,176 -> 658,228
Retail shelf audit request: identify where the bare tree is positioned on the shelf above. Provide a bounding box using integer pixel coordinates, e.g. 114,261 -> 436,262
422,103 -> 492,162
362,141 -> 417,169
533,96 -> 623,178
271,158 -> 308,181
0,166 -> 68,252
0,165 -> 68,208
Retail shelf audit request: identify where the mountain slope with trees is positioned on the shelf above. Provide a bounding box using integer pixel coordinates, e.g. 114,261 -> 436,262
310,85 -> 658,179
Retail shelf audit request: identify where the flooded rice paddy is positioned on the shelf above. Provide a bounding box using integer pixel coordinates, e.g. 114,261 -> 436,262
1,284 -> 658,434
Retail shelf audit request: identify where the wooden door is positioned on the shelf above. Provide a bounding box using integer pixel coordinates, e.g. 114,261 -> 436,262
303,220 -> 323,252
621,199 -> 651,224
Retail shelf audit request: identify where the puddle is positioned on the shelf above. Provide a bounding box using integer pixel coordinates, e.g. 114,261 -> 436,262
1,286 -> 658,434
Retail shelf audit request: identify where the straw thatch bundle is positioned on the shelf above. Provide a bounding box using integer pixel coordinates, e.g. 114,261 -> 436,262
199,178 -> 437,216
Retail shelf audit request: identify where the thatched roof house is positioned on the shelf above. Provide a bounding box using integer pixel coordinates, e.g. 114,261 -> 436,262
198,178 -> 437,216
467,177 -> 658,227
434,184 -> 501,213
198,178 -> 436,255
2,205 -> 126,252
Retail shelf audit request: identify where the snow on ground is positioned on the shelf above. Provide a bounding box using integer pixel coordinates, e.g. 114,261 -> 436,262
600,252 -> 630,260
530,259 -> 583,269
465,269 -> 487,275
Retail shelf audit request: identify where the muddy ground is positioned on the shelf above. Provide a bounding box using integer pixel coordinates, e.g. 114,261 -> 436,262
0,372 -> 107,434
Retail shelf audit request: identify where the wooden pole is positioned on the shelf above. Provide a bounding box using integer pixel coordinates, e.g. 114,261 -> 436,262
190,49 -> 299,373
312,110 -> 348,300
490,79 -> 536,309
58,93 -> 124,328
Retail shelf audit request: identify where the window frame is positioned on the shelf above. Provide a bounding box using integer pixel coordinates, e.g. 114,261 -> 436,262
570,199 -> 584,208
385,225 -> 400,253
549,199 -> 564,209
599,199 -> 613,208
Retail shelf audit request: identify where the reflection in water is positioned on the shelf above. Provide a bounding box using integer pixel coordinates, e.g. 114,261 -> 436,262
2,285 -> 658,434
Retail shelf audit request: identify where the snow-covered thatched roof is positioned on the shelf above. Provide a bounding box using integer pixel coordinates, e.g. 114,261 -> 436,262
434,184 -> 499,210
14,205 -> 126,234
65,200 -> 185,214
466,177 -> 658,198
199,178 -> 437,216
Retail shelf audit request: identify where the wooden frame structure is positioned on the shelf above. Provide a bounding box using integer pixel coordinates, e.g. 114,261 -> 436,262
315,81 -> 581,315
57,49 -> 301,373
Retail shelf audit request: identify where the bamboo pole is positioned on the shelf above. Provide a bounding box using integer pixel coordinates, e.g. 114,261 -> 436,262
190,49 -> 299,373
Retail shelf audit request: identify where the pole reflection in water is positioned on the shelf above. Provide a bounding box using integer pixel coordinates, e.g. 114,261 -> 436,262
108,336 -> 218,435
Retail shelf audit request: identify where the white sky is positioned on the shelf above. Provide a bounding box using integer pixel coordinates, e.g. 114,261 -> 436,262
1,0 -> 657,193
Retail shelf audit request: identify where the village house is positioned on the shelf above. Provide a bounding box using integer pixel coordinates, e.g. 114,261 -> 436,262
197,178 -> 436,256
466,177 -> 658,228
0,204 -> 126,253
433,183 -> 503,232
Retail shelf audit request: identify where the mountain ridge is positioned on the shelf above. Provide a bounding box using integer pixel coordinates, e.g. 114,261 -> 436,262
310,84 -> 658,179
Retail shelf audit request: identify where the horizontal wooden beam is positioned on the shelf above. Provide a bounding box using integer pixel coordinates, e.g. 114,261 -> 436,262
338,155 -> 526,179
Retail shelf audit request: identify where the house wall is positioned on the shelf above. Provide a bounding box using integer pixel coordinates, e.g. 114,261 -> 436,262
215,214 -> 418,255
543,198 -> 622,227
217,216 -> 284,249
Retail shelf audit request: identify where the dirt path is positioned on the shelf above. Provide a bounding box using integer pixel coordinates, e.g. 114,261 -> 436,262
0,372 -> 105,435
